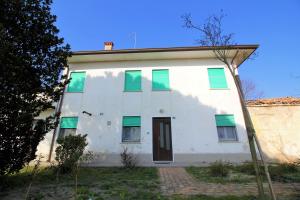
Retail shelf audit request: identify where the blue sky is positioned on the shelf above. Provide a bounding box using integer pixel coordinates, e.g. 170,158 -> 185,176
52,0 -> 300,98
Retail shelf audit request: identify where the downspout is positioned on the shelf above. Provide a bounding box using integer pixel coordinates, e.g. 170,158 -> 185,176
47,66 -> 70,162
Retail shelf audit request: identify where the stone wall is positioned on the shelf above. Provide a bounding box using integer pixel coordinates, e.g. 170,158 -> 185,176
247,104 -> 300,162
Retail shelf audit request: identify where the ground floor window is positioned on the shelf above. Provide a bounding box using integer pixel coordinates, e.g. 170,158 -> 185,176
215,114 -> 238,142
58,117 -> 78,138
58,128 -> 77,138
122,116 -> 141,142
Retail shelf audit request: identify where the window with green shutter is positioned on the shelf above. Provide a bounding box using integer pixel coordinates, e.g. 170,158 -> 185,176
122,116 -> 141,142
59,117 -> 78,138
152,69 -> 170,91
60,117 -> 78,128
67,71 -> 86,92
124,70 -> 142,91
123,116 -> 141,127
215,115 -> 235,126
215,114 -> 238,141
207,68 -> 228,89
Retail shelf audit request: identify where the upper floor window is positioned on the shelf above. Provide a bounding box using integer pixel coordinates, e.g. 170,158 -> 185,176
215,114 -> 238,142
152,69 -> 170,91
124,70 -> 142,92
67,71 -> 86,92
207,68 -> 228,89
58,116 -> 78,138
122,116 -> 141,142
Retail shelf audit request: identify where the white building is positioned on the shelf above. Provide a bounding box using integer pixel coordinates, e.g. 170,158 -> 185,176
46,43 -> 258,166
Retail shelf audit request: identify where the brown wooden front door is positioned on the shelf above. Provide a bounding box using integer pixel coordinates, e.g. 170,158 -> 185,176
153,117 -> 173,161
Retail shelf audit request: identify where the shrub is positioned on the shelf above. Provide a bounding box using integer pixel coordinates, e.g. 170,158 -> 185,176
120,147 -> 137,169
269,162 -> 299,182
55,134 -> 88,173
234,162 -> 255,175
209,161 -> 231,177
277,162 -> 298,173
234,162 -> 267,177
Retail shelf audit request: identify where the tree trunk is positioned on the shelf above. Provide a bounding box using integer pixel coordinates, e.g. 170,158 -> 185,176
234,71 -> 276,200
224,64 -> 265,198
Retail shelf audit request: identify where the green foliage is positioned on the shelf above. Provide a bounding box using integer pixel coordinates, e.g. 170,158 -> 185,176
170,194 -> 256,200
55,134 -> 88,173
1,167 -> 160,199
234,162 -> 300,183
0,0 -> 71,175
187,166 -> 255,184
209,161 -> 231,177
268,162 -> 300,182
234,162 -> 263,175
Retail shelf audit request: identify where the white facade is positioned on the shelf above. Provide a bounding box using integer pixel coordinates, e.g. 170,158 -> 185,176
56,47 -> 254,166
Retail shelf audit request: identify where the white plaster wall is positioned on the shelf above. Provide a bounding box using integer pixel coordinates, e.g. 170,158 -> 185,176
35,109 -> 55,161
60,58 -> 250,162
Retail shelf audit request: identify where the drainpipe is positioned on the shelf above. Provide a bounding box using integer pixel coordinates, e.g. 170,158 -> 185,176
47,66 -> 70,162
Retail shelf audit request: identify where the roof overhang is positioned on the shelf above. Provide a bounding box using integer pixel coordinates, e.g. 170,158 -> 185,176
68,45 -> 258,68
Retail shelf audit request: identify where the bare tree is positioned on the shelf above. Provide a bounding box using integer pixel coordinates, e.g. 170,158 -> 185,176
241,79 -> 264,100
182,11 -> 276,200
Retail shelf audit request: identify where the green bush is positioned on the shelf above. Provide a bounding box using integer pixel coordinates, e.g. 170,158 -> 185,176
276,162 -> 298,173
55,134 -> 88,173
209,161 -> 231,177
269,162 -> 299,182
235,162 -> 258,175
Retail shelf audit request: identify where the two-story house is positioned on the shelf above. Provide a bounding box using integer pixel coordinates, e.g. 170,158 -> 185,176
47,42 -> 258,166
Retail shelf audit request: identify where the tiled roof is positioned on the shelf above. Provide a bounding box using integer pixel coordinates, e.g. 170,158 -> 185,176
247,97 -> 300,105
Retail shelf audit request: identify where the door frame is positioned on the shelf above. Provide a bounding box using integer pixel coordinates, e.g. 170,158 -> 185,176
152,117 -> 174,162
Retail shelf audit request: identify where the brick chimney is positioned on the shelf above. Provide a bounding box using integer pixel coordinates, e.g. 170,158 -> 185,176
104,41 -> 114,50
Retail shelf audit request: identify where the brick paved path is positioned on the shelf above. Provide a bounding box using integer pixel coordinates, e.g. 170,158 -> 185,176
159,167 -> 300,197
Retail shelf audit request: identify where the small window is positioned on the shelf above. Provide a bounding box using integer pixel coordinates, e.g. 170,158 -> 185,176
58,117 -> 78,138
67,71 -> 86,92
124,70 -> 142,91
207,68 -> 228,89
217,127 -> 237,141
215,114 -> 238,141
152,69 -> 170,91
122,116 -> 141,142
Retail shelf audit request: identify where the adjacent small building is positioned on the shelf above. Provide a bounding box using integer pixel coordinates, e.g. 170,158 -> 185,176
43,43 -> 259,166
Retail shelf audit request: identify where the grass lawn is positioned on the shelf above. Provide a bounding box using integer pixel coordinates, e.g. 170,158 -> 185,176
0,166 -> 258,200
0,167 -> 162,200
170,195 -> 257,200
186,162 -> 300,184
186,166 -> 256,184
1,165 -> 299,199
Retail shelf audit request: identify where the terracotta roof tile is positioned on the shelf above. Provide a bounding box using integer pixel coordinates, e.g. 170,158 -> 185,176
246,97 -> 300,105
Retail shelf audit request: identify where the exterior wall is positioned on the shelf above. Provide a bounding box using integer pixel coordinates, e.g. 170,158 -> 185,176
60,58 -> 251,166
247,105 -> 300,162
35,108 -> 55,162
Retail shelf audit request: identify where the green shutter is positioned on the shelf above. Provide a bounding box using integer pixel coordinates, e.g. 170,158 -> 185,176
123,116 -> 141,127
67,72 -> 86,92
208,68 -> 228,89
215,115 -> 235,126
124,70 -> 142,91
60,117 -> 78,128
152,69 -> 170,90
